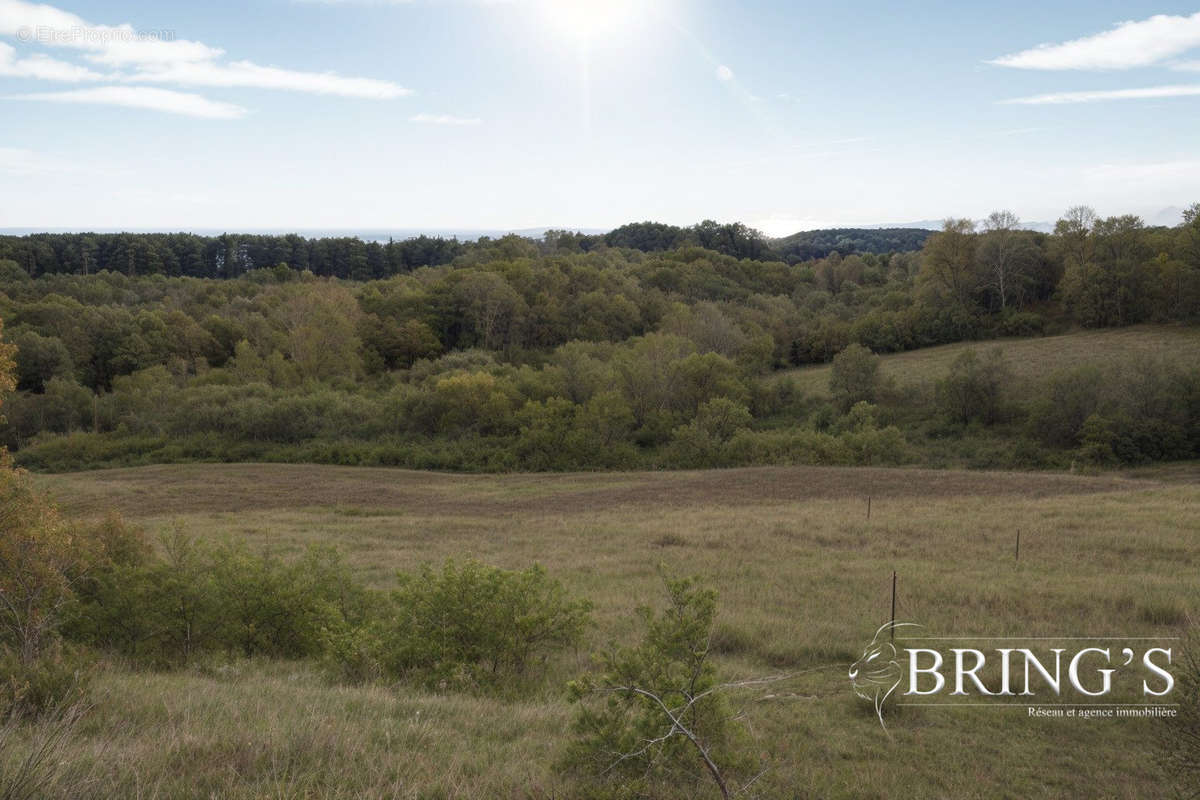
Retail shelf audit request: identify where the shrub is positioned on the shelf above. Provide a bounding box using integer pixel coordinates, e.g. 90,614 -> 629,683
364,559 -> 592,688
68,532 -> 368,666
1159,633 -> 1200,797
996,309 -> 1045,337
0,467 -> 84,666
0,644 -> 92,721
565,571 -> 751,799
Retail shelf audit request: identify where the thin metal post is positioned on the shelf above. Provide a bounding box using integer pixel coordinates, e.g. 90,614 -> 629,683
890,570 -> 897,642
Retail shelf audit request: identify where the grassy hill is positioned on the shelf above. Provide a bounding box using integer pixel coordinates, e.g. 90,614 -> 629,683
788,324 -> 1200,397
27,463 -> 1199,799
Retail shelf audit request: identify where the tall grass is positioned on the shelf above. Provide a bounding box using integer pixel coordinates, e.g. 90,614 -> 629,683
21,463 -> 1200,798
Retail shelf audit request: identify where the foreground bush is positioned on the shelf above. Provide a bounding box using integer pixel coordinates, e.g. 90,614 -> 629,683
0,644 -> 91,721
330,559 -> 592,689
566,572 -> 751,799
67,531 -> 369,667
1159,632 -> 1200,797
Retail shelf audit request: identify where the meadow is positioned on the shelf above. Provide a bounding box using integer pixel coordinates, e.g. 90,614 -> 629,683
786,324 -> 1200,398
18,461 -> 1199,799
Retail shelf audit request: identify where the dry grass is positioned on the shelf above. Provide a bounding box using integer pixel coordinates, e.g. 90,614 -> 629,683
37,462 -> 1147,519
21,463 -> 1200,798
787,324 -> 1200,397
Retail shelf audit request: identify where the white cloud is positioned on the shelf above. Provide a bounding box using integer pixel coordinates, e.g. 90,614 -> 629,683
126,60 -> 411,99
0,40 -> 103,80
5,86 -> 248,118
989,12 -> 1200,70
715,64 -> 733,81
0,0 -> 410,104
410,112 -> 481,125
1173,60 -> 1200,71
1001,84 -> 1200,104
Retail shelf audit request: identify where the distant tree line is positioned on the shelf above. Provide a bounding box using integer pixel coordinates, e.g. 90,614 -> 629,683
0,232 -> 468,281
0,219 -> 931,281
0,205 -> 1197,472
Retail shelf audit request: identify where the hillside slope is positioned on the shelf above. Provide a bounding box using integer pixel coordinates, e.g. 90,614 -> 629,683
788,324 -> 1200,397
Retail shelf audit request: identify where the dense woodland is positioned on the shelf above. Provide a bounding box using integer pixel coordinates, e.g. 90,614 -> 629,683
0,221 -> 920,280
0,206 -> 1198,472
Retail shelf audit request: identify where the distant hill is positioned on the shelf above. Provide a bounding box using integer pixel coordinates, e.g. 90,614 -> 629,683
769,227 -> 935,262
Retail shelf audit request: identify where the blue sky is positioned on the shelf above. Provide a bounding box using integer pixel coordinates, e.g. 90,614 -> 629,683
2,0 -> 1199,234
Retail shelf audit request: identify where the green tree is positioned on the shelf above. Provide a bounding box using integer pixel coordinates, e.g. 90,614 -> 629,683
936,348 -> 1014,425
977,211 -> 1043,310
829,343 -> 881,413
11,332 -> 73,393
455,271 -> 527,351
918,219 -> 979,308
1028,367 -> 1104,448
278,282 -> 363,381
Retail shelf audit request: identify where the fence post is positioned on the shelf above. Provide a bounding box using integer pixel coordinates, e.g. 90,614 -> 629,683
890,570 -> 897,642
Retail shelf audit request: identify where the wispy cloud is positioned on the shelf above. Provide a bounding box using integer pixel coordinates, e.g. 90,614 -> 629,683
126,60 -> 411,99
1001,84 -> 1200,104
5,86 -> 248,118
0,0 -> 410,113
410,112 -> 481,125
0,40 -> 103,80
989,12 -> 1200,70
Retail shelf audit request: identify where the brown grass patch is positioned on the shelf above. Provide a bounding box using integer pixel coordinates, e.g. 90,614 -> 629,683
36,462 -> 1154,520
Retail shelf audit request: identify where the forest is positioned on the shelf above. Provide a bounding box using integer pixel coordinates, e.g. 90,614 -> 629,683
0,206 -> 1198,473
0,221 -> 920,280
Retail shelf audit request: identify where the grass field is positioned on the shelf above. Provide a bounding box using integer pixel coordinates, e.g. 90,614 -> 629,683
787,324 -> 1200,397
23,463 -> 1200,799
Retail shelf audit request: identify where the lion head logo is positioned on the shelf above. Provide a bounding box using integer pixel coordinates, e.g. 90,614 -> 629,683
849,621 -> 918,734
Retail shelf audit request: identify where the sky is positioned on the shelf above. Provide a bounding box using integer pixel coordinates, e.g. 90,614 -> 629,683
1,0 -> 1200,235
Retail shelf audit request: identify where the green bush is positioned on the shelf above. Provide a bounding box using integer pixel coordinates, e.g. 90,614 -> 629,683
1159,633 -> 1200,797
362,559 -> 592,689
565,572 -> 752,797
0,644 -> 92,721
68,531 -> 369,666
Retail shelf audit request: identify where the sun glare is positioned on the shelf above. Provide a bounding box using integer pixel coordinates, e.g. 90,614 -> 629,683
539,0 -> 643,41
